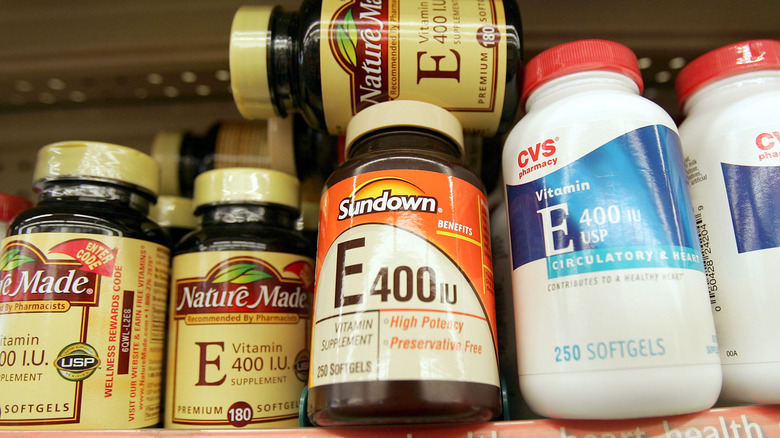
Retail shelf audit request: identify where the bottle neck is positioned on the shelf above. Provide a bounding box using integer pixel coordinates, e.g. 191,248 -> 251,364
198,203 -> 299,229
267,10 -> 299,117
682,70 -> 780,115
525,71 -> 641,112
37,180 -> 154,216
348,129 -> 463,162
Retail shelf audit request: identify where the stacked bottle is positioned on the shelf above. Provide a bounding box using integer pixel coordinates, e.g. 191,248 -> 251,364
229,0 -> 523,136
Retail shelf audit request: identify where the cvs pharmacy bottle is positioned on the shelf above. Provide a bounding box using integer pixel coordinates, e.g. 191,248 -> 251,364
310,100 -> 500,425
1,141 -> 170,429
676,39 -> 780,404
501,40 -> 722,419
229,0 -> 523,136
165,168 -> 314,429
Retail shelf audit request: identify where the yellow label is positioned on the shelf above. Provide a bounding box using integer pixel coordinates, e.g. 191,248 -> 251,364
320,0 -> 508,136
165,250 -> 314,429
0,234 -> 169,429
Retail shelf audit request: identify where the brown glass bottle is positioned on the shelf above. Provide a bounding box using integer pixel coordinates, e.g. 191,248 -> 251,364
230,0 -> 523,137
309,101 -> 500,426
1,141 -> 169,429
165,168 -> 314,429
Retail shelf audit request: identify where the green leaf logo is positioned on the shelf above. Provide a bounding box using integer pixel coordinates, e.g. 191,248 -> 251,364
1,249 -> 35,271
213,263 -> 273,284
336,9 -> 359,66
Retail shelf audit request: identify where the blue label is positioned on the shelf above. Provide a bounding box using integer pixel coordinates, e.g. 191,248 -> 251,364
506,125 -> 703,278
722,163 -> 780,253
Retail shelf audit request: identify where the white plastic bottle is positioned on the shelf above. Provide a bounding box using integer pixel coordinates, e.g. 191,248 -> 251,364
501,40 -> 722,419
676,39 -> 780,404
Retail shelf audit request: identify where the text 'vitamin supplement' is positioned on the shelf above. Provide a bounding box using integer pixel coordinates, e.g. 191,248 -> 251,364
309,100 -> 499,426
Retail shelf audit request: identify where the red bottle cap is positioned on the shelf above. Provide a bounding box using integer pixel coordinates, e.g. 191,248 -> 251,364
522,39 -> 643,105
0,193 -> 33,222
676,40 -> 780,108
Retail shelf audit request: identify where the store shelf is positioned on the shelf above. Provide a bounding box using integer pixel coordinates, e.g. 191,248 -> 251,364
1,1 -> 780,436
0,405 -> 777,437
2,0 -> 779,197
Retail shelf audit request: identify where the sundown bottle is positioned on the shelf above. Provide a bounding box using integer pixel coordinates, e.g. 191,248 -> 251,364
165,168 -> 313,429
0,141 -> 170,429
229,0 -> 523,136
309,100 -> 500,425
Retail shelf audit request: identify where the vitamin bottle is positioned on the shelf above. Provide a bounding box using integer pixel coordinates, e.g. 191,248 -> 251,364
152,119 -> 296,198
148,195 -> 197,249
152,118 -> 338,198
0,141 -> 170,429
165,168 -> 314,429
501,40 -> 722,419
229,0 -> 523,136
0,193 -> 32,236
676,39 -> 780,404
310,100 -> 499,426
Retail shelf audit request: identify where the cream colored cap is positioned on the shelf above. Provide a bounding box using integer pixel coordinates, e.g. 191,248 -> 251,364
151,130 -> 184,196
230,6 -> 278,119
34,141 -> 160,196
193,167 -> 299,210
149,196 -> 198,229
344,100 -> 465,159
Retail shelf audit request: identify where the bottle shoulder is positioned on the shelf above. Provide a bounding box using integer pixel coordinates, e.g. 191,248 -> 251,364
174,223 -> 313,258
506,92 -> 676,154
327,151 -> 485,192
680,90 -> 780,137
8,202 -> 167,245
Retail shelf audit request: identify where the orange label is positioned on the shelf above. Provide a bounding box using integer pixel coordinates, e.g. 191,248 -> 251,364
311,169 -> 498,387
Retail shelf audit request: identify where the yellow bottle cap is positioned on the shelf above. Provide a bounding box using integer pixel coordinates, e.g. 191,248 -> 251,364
34,141 -> 160,196
344,100 -> 465,159
230,5 -> 278,119
193,168 -> 299,210
151,130 -> 185,196
149,195 -> 198,229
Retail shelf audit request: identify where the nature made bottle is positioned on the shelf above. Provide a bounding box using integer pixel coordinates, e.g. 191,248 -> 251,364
0,141 -> 170,429
165,168 -> 314,429
676,39 -> 780,404
229,0 -> 523,136
501,40 -> 722,419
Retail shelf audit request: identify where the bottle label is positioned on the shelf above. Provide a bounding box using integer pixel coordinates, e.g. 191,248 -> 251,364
685,125 -> 780,365
319,0 -> 508,136
165,251 -> 313,428
0,234 -> 169,429
311,168 -> 498,388
504,125 -> 720,375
